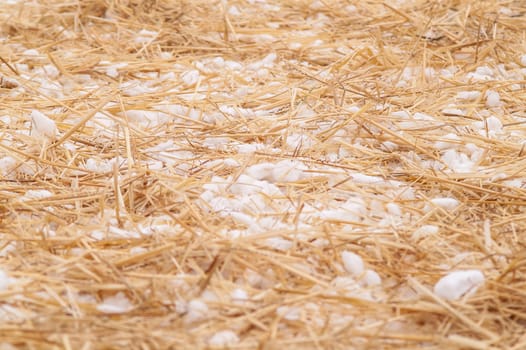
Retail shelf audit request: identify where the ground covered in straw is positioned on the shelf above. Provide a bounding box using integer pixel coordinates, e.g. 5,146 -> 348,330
0,0 -> 525,349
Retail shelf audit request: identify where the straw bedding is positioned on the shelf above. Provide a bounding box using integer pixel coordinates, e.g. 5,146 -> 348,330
0,0 -> 525,349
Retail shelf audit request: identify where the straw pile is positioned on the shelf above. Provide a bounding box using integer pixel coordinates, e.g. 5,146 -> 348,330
0,0 -> 525,348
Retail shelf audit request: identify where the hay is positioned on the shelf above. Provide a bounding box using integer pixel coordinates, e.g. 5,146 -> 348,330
0,0 -> 525,348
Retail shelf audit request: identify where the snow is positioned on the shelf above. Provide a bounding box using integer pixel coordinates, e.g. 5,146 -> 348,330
351,173 -> 384,184
429,197 -> 460,211
319,197 -> 366,223
0,270 -> 14,291
412,225 -> 439,240
456,91 -> 481,100
20,190 -> 53,201
134,29 -> 158,44
277,306 -> 301,321
485,90 -> 501,108
441,149 -> 474,173
286,133 -> 314,150
123,109 -> 171,127
23,49 -> 39,56
96,292 -> 133,314
467,66 -> 495,81
231,288 -> 248,303
85,157 -> 123,173
181,70 -> 200,86
425,197 -> 460,212
0,157 -> 17,178
472,116 -> 503,137
30,110 -> 57,140
246,53 -> 277,71
341,251 -> 364,276
2,1 -> 524,344
442,107 -> 465,116
386,202 -> 402,216
434,133 -> 460,150
184,299 -> 209,323
266,237 -> 293,251
208,330 -> 239,347
364,270 -> 382,287
434,270 -> 485,301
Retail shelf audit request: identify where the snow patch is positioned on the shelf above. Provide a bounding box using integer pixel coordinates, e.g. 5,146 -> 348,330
434,270 -> 484,300
97,292 -> 133,314
209,330 -> 239,347
429,197 -> 459,211
30,110 -> 57,140
341,251 -> 364,276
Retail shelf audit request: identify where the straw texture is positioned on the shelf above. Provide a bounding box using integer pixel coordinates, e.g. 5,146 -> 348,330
0,0 -> 525,349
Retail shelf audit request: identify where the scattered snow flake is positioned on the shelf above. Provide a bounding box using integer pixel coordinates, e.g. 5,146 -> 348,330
456,91 -> 481,100
235,143 -> 265,153
485,90 -> 501,108
184,299 -> 209,324
231,288 -> 248,303
276,306 -> 301,321
266,237 -> 293,251
20,189 -> 53,201
466,66 -> 495,81
386,202 -> 401,216
209,330 -> 239,347
429,197 -> 460,211
503,179 -> 523,188
181,69 -> 200,86
434,133 -> 460,150
351,173 -> 384,184
441,149 -> 474,173
270,160 -> 306,182
102,62 -> 127,78
228,5 -> 241,16
286,132 -> 315,150
341,251 -> 364,276
85,157 -> 122,173
120,80 -> 158,96
412,225 -> 439,240
434,270 -> 484,301
97,292 -> 133,314
23,49 -> 39,57
471,116 -> 503,137
381,141 -> 398,152
0,157 -> 17,177
134,29 -> 158,44
30,110 -> 57,140
364,269 -> 382,287
0,270 -> 14,291
246,53 -> 276,71
223,158 -> 240,167
442,107 -> 465,116
391,110 -> 411,119
123,109 -> 170,127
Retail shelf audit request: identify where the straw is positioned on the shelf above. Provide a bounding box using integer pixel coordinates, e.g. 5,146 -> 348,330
0,0 -> 525,348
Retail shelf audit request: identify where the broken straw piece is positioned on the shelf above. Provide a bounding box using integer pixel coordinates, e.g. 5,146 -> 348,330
434,270 -> 484,301
30,110 -> 58,140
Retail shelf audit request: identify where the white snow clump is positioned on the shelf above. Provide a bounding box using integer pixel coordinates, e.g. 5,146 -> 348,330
434,270 -> 484,301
